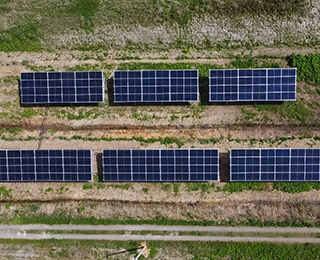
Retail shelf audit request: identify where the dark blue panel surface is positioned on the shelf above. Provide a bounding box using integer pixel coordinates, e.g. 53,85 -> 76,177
230,148 -> 320,182
209,68 -> 296,102
113,70 -> 198,103
20,71 -> 104,104
103,149 -> 219,182
0,150 -> 92,182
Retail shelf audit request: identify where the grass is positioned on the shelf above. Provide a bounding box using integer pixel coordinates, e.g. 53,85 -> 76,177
78,206 -> 85,214
1,239 -> 320,260
222,182 -> 320,194
0,186 -> 12,198
142,187 -> 149,194
117,62 -> 222,78
274,182 -> 320,193
0,20 -> 42,52
223,182 -> 269,193
20,108 -> 39,118
69,135 -> 185,148
30,204 -> 39,213
256,101 -> 314,125
229,56 -> 280,69
5,213 -> 320,228
113,184 -> 131,190
65,63 -> 114,72
0,0 -> 311,52
187,183 -> 215,193
173,183 -> 180,194
83,183 -> 94,190
289,53 -> 320,85
69,0 -> 100,32
2,75 -> 19,85
21,229 -> 320,238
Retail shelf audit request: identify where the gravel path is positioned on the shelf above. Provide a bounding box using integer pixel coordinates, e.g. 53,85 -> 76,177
0,225 -> 320,243
0,224 -> 320,233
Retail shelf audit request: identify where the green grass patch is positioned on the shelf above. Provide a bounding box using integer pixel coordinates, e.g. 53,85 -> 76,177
274,182 -> 320,193
2,76 -> 19,85
30,204 -> 39,213
173,183 -> 180,194
113,184 -> 131,190
0,20 -> 42,52
142,187 -> 149,194
26,64 -> 54,72
0,0 -> 309,52
199,138 -> 220,145
161,183 -> 171,192
45,187 -> 53,193
223,182 -> 269,193
68,0 -> 100,32
65,63 -> 114,71
0,186 -> 12,198
20,108 -> 38,118
256,101 -> 314,125
289,53 -> 320,85
5,214 -> 320,227
229,56 -> 280,69
83,183 -> 94,190
187,183 -> 216,193
117,62 -> 221,78
1,239 -> 320,260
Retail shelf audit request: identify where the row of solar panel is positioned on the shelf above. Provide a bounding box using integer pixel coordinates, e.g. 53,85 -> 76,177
0,149 -> 219,182
0,148 -> 319,182
230,149 -> 320,181
20,68 -> 296,104
103,149 -> 219,181
0,150 -> 93,182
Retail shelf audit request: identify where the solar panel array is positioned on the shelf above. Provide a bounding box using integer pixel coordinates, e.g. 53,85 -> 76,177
113,70 -> 198,102
230,148 -> 320,181
20,72 -> 105,104
103,149 -> 219,181
0,150 -> 92,182
209,68 -> 296,102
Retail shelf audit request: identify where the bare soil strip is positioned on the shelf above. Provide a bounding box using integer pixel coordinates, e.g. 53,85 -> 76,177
2,224 -> 320,233
2,232 -> 320,243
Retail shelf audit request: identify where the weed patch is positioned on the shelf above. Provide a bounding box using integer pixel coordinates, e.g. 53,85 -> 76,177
0,20 -> 42,52
289,53 -> 320,85
256,101 -> 314,125
0,186 -> 12,198
223,182 -> 268,193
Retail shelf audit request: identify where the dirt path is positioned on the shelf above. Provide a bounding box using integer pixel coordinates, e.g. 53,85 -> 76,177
0,46 -> 318,77
2,224 -> 320,233
1,224 -> 320,243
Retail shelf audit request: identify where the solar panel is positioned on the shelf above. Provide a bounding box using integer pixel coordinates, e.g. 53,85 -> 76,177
230,148 -> 320,181
113,70 -> 198,102
103,149 -> 219,181
20,71 -> 105,104
209,68 -> 296,102
0,150 -> 92,182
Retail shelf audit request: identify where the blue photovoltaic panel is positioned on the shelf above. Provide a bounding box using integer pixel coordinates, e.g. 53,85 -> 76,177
103,149 -> 219,181
113,70 -> 198,102
209,68 -> 296,102
0,150 -> 92,182
20,71 -> 105,104
230,148 -> 320,181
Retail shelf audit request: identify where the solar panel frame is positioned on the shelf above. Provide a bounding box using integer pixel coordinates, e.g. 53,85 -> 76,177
0,149 -> 93,182
113,70 -> 199,103
103,149 -> 219,182
209,68 -> 297,102
20,71 -> 105,104
230,148 -> 320,182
